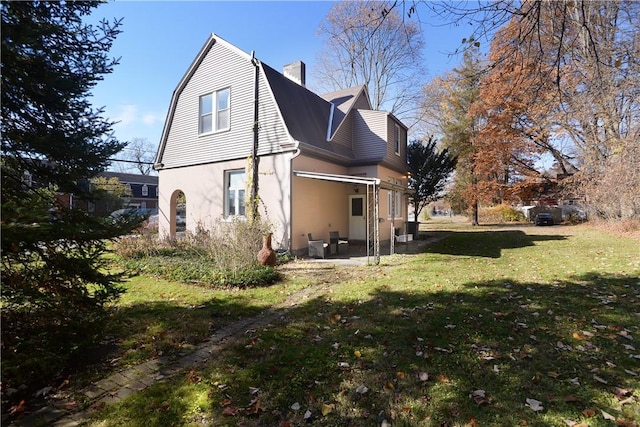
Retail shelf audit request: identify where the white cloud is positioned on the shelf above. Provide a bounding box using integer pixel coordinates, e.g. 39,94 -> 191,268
113,104 -> 139,127
109,104 -> 166,142
142,112 -> 164,126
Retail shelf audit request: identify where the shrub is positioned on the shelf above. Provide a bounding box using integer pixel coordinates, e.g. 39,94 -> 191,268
480,204 -> 525,224
113,218 -> 282,288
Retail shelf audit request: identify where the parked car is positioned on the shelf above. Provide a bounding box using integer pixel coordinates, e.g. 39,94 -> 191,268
110,208 -> 157,220
534,212 -> 554,226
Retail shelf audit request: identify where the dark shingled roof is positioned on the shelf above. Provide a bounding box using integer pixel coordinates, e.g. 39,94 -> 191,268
261,62 -> 354,161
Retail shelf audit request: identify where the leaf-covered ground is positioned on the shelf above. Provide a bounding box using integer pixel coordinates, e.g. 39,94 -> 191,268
84,224 -> 639,426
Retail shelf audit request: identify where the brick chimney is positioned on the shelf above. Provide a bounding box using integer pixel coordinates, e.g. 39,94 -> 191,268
283,61 -> 306,87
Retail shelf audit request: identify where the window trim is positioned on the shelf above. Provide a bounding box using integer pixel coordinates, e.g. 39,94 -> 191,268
387,190 -> 402,219
224,169 -> 246,218
141,184 -> 148,197
394,124 -> 401,156
199,87 -> 231,135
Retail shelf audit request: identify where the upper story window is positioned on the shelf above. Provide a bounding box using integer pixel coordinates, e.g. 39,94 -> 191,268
142,184 -> 148,196
199,88 -> 230,134
225,169 -> 246,218
394,124 -> 400,155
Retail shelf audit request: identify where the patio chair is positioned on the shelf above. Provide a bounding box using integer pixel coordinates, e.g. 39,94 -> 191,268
329,231 -> 349,255
307,233 -> 329,259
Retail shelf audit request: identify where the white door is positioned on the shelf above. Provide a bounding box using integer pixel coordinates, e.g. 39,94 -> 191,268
349,195 -> 366,240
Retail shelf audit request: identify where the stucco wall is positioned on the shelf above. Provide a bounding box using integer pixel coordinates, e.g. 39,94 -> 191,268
157,153 -> 292,249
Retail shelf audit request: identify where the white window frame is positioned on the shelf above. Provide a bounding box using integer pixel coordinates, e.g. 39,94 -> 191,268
394,124 -> 400,155
199,87 -> 230,135
142,184 -> 148,196
387,190 -> 402,219
224,169 -> 246,218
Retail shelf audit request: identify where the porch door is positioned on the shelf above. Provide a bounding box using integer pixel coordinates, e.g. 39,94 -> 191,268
349,195 -> 366,240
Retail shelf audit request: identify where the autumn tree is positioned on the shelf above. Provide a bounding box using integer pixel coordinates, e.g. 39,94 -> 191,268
433,46 -> 484,225
314,0 -> 425,127
1,1 -> 137,398
471,1 -> 640,218
407,136 -> 457,224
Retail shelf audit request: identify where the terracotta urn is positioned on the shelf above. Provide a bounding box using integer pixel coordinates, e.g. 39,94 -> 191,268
257,233 -> 277,266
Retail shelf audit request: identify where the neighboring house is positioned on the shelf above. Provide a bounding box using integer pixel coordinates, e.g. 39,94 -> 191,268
154,34 -> 409,260
97,172 -> 159,213
17,162 -> 159,216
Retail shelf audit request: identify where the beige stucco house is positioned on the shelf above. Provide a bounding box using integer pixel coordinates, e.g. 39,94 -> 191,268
154,34 -> 409,261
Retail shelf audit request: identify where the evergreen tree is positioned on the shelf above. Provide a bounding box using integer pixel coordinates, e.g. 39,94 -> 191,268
1,1 -> 138,394
407,137 -> 457,224
437,46 -> 484,225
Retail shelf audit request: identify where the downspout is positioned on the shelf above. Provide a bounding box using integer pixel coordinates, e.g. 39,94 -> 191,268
250,51 -> 260,222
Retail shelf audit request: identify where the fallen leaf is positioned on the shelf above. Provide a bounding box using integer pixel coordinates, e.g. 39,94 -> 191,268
246,397 -> 263,415
547,371 -> 560,378
220,398 -> 232,407
582,408 -> 596,417
9,400 -> 26,416
222,406 -> 239,416
418,371 -> 429,381
601,409 -> 615,420
356,384 -> 369,394
437,374 -> 450,383
304,409 -> 312,419
354,350 -> 362,358
615,387 -> 633,400
562,395 -> 579,403
525,398 -> 544,411
291,402 -> 301,411
593,375 -> 608,384
396,371 -> 406,379
321,403 -> 334,416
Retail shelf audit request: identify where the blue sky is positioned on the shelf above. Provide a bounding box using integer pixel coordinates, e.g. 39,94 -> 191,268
89,1 -> 474,154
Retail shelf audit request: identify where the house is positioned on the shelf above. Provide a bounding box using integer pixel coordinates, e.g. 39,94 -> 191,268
97,172 -> 159,213
154,34 -> 409,261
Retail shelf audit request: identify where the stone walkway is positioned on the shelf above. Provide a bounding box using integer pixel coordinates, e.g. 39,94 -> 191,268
11,280 -> 330,427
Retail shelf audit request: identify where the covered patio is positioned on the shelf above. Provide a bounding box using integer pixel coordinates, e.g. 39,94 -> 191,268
293,170 -> 409,265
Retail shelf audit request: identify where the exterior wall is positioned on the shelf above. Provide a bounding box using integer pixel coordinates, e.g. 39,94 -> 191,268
330,112 -> 353,150
352,92 -> 371,110
290,157 -> 409,253
291,155 -> 351,253
157,152 -> 292,248
346,164 -> 408,242
385,116 -> 408,172
352,110 -> 387,162
160,40 -> 289,169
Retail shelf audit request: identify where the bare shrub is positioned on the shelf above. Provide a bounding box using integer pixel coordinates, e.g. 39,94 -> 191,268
189,218 -> 272,273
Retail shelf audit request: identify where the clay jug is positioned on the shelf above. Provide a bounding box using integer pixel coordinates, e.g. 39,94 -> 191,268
257,233 -> 277,266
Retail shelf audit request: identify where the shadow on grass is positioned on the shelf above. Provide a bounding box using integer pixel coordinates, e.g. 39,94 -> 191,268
424,229 -> 568,258
87,272 -> 639,427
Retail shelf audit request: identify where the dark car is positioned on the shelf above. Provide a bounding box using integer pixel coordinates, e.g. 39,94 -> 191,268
534,212 -> 554,226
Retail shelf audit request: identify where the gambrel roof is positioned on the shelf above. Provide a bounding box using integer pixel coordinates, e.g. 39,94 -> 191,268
155,33 -> 406,169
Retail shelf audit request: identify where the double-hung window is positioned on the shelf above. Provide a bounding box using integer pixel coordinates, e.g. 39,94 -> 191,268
199,88 -> 230,134
388,190 -> 402,218
225,170 -> 246,218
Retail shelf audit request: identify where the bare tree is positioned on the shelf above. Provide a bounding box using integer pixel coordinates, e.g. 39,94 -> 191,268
313,0 -> 426,128
113,137 -> 156,175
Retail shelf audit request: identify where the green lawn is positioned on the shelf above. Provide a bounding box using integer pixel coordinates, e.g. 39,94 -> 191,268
86,223 -> 639,426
